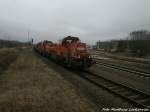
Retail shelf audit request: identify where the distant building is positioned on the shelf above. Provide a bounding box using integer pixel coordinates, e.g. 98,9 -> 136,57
130,30 -> 150,40
96,40 -> 101,49
96,40 -> 125,52
96,30 -> 150,56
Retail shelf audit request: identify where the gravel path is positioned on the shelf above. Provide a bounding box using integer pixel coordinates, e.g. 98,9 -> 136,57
0,48 -> 95,112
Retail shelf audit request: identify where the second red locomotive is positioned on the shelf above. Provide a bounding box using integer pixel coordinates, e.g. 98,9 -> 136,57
34,36 -> 94,69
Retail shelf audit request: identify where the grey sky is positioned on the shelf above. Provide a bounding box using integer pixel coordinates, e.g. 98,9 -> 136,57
0,0 -> 150,44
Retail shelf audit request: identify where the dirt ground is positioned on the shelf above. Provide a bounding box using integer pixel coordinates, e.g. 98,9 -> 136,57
0,48 -> 95,112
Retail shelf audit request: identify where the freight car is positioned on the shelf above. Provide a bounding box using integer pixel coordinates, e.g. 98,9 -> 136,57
34,36 -> 94,69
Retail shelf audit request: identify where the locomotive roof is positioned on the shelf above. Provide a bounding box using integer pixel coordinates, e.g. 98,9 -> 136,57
62,36 -> 79,43
44,40 -> 53,43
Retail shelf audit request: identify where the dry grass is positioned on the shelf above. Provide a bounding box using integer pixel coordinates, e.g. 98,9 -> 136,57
0,49 -> 95,112
0,48 -> 20,74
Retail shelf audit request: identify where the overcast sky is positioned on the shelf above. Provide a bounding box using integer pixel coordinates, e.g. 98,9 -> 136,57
0,0 -> 150,44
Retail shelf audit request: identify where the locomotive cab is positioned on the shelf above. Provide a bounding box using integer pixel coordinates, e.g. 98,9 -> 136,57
61,36 -> 93,69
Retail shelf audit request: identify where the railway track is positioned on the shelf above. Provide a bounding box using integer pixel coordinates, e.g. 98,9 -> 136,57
78,71 -> 150,109
36,50 -> 150,108
92,51 -> 150,65
95,58 -> 150,78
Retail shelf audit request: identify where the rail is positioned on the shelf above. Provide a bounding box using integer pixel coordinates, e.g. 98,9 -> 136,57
95,58 -> 150,78
77,71 -> 150,109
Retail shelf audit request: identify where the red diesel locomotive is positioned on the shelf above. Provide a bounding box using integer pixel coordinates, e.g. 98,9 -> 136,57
34,36 -> 94,69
